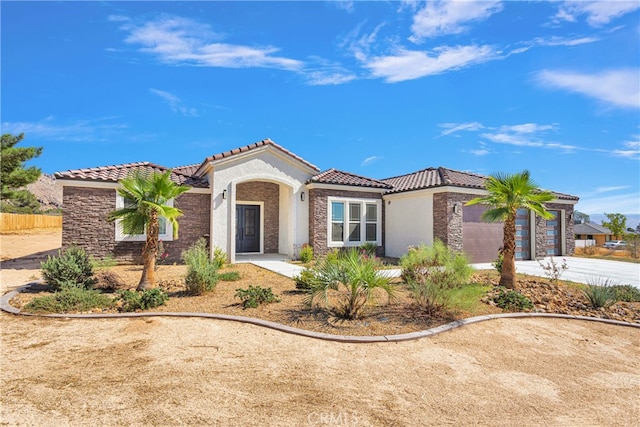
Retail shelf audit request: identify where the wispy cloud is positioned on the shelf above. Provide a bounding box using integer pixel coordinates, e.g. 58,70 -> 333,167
149,88 -> 198,117
361,155 -> 383,166
530,35 -> 600,47
364,44 -> 497,83
595,185 -> 631,193
552,1 -> 640,27
305,57 -> 357,85
332,1 -> 355,13
113,14 -> 303,71
612,138 -> 640,160
536,69 -> 640,109
409,0 -> 503,41
1,116 -> 128,142
437,122 -> 484,138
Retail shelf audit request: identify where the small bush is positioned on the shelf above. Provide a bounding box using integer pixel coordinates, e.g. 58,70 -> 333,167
219,271 -> 241,282
182,239 -> 219,295
294,268 -> 317,290
359,242 -> 378,257
235,286 -> 280,309
117,288 -> 168,312
212,246 -> 227,269
24,287 -> 114,314
41,245 -> 98,291
400,240 -> 473,289
610,284 -> 640,302
583,277 -> 617,309
299,245 -> 314,263
493,288 -> 533,311
93,270 -> 127,292
406,276 -> 450,316
537,257 -> 568,283
492,253 -> 504,274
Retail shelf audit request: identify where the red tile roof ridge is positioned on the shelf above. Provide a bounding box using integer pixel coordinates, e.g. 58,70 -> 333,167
310,168 -> 392,189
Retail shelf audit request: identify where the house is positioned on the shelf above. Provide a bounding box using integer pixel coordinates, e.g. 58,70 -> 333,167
574,222 -> 614,248
54,139 -> 579,264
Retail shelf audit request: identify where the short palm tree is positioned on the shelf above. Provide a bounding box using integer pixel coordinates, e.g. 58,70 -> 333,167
467,170 -> 554,289
108,170 -> 189,290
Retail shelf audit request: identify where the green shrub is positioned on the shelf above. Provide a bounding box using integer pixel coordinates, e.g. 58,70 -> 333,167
359,242 -> 378,257
304,248 -> 396,320
117,288 -> 168,312
24,287 -> 114,313
406,276 -> 451,315
610,284 -> 640,302
492,253 -> 504,274
400,240 -> 473,289
299,245 -> 314,263
182,238 -> 219,295
325,248 -> 340,264
219,271 -> 241,282
294,268 -> 317,290
212,246 -> 227,269
493,288 -> 533,311
583,277 -> 617,309
235,286 -> 280,309
41,245 -> 98,291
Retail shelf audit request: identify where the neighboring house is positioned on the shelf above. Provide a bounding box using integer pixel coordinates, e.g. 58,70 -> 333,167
55,139 -> 579,264
574,222 -> 614,247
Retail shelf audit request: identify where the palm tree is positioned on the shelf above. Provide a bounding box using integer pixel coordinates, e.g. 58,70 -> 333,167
108,170 -> 189,290
467,170 -> 554,289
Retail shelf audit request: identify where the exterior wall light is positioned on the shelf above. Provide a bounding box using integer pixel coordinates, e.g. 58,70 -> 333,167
300,191 -> 305,202
222,189 -> 227,200
453,202 -> 461,214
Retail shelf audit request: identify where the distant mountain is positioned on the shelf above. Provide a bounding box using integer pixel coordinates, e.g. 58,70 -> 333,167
588,214 -> 640,231
26,174 -> 62,211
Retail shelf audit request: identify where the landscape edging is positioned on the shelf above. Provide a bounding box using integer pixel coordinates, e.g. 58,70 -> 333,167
1,282 -> 638,343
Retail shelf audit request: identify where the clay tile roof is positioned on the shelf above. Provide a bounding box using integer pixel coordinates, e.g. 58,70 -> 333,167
172,164 -> 201,177
197,138 -> 319,175
309,168 -> 393,189
54,162 -> 210,188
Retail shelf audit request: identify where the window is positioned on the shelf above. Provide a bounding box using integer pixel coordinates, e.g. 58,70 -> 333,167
328,197 -> 381,247
114,194 -> 174,242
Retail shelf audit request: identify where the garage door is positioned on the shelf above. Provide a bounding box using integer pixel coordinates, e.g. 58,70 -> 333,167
462,205 -> 503,263
545,210 -> 561,256
515,209 -> 531,260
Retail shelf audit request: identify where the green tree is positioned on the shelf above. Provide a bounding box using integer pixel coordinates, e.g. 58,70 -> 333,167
1,133 -> 43,212
574,211 -> 590,224
467,170 -> 554,289
602,213 -> 627,238
108,170 -> 189,290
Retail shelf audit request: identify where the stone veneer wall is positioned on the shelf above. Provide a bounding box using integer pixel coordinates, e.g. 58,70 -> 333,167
236,181 -> 279,253
62,186 -> 210,263
432,192 -> 476,252
534,202 -> 576,258
309,188 -> 384,257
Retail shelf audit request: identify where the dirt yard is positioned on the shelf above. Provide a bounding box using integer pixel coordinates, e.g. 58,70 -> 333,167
1,231 -> 639,426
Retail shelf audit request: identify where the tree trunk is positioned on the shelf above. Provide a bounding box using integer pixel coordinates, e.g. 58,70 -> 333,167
138,211 -> 159,291
500,212 -> 517,289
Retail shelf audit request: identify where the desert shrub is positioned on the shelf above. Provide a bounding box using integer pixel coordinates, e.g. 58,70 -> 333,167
325,248 -> 340,264
492,253 -> 504,274
610,284 -> 640,302
235,286 -> 280,309
304,248 -> 396,320
24,286 -> 114,313
406,276 -> 451,316
537,257 -> 569,283
212,246 -> 228,269
182,238 -> 219,295
400,240 -> 473,289
117,288 -> 168,312
299,245 -> 314,263
219,271 -> 241,282
493,288 -> 533,311
583,277 -> 617,309
294,268 -> 318,290
359,242 -> 378,257
41,245 -> 98,291
93,270 -> 127,292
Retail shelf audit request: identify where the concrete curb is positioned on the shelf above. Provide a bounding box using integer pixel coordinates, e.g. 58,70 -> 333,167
2,283 -> 638,343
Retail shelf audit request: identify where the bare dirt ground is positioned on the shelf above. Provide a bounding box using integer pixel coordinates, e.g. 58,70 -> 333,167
1,230 -> 639,426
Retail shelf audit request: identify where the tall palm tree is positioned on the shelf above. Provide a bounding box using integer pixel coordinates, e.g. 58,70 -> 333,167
108,170 -> 189,290
467,170 -> 554,289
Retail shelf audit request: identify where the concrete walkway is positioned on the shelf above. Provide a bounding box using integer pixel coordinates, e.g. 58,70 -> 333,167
250,256 -> 640,288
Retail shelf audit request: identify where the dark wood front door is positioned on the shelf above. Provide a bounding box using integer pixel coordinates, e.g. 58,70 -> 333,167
236,205 -> 260,253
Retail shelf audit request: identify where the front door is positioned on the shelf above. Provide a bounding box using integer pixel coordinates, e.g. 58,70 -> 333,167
236,205 -> 260,253
545,211 -> 561,256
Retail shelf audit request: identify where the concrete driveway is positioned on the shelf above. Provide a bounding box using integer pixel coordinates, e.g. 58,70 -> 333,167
473,257 -> 640,288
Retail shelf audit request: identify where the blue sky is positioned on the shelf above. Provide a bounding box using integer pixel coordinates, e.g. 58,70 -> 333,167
2,1 -> 639,217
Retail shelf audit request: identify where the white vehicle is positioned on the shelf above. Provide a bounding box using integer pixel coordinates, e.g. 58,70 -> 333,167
603,240 -> 627,249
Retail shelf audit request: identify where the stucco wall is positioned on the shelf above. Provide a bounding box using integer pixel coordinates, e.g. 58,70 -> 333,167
62,186 -> 210,263
309,188 -> 384,257
384,192 -> 434,258
236,181 -> 279,253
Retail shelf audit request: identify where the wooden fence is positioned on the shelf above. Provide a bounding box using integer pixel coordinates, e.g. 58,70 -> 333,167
0,213 -> 62,232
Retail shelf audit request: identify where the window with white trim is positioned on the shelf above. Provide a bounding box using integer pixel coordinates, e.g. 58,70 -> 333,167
328,197 -> 381,247
114,195 -> 174,242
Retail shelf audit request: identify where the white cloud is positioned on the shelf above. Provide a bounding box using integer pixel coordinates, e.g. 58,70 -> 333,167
595,186 -> 631,193
365,44 -> 497,82
612,139 -> 640,160
553,1 -> 640,27
332,1 -> 355,13
149,88 -> 198,117
537,69 -> 640,109
499,123 -> 557,134
1,117 -> 128,142
470,148 -> 490,156
437,122 -> 484,137
531,35 -> 600,47
361,156 -> 383,166
304,57 -> 357,85
410,0 -> 503,41
116,15 -> 303,71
